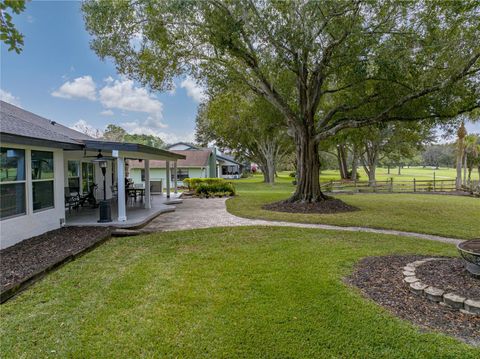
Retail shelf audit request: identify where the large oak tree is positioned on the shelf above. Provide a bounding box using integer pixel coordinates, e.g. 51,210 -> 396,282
83,0 -> 480,203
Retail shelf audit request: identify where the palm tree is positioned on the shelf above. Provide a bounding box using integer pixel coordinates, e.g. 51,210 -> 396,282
455,122 -> 467,189
464,134 -> 480,185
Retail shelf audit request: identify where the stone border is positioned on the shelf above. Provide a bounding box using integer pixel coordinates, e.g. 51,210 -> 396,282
403,258 -> 480,315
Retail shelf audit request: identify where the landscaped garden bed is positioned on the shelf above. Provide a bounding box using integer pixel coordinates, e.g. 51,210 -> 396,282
0,226 -> 112,303
346,255 -> 480,346
262,197 -> 358,214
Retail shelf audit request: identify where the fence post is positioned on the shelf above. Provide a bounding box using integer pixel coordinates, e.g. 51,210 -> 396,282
354,180 -> 358,193
433,172 -> 436,192
390,178 -> 393,192
413,178 -> 416,192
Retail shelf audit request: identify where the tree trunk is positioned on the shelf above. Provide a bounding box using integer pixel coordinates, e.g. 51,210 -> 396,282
287,132 -> 327,202
337,145 -> 349,180
266,155 -> 275,185
463,150 -> 467,186
397,165 -> 401,175
351,148 -> 358,181
456,123 -> 466,189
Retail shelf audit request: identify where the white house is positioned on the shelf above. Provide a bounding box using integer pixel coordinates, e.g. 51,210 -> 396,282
128,142 -> 243,186
0,101 -> 185,249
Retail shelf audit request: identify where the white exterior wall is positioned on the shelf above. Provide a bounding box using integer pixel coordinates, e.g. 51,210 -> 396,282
129,167 -> 207,187
63,152 -> 114,199
1,143 -> 66,249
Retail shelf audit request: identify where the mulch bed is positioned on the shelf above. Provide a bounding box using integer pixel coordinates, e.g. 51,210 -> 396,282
263,198 -> 358,214
0,227 -> 112,299
416,258 -> 480,300
345,255 -> 480,346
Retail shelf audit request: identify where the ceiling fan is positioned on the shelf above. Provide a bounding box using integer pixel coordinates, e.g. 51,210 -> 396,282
83,149 -> 116,161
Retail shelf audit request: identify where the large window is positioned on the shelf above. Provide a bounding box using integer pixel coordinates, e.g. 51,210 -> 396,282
67,160 -> 80,192
0,148 -> 26,219
171,168 -> 189,181
82,162 -> 95,193
32,151 -> 54,211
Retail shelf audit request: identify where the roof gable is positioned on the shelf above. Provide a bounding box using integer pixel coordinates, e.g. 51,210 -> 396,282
0,100 -> 92,145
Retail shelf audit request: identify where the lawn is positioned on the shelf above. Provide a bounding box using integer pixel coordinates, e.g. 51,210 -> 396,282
228,174 -> 480,239
316,166 -> 478,182
1,227 -> 478,358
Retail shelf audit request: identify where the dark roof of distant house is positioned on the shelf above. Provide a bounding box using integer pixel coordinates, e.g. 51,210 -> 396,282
217,153 -> 242,165
0,100 -> 91,147
166,142 -> 201,150
129,149 -> 212,169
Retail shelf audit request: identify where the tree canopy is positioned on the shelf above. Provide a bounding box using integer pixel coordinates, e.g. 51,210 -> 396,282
0,0 -> 26,53
83,0 -> 480,203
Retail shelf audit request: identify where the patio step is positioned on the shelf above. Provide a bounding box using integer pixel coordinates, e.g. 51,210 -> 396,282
111,229 -> 144,237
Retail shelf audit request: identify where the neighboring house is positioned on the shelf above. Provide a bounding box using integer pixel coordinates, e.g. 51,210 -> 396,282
0,101 -> 184,249
128,142 -> 243,186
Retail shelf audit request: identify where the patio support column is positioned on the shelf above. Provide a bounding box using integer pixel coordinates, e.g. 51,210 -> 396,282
144,159 -> 151,209
117,156 -> 127,221
174,161 -> 178,194
166,160 -> 171,198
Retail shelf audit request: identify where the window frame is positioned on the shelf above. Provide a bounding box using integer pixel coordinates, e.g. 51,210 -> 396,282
0,147 -> 27,220
31,150 -> 55,213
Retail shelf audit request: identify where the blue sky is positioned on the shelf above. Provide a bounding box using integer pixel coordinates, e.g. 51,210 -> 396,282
1,1 -> 478,143
1,0 -> 203,143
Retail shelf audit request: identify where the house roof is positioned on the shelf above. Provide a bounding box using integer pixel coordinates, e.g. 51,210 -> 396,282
166,142 -> 200,150
0,100 -> 88,149
217,153 -> 242,166
129,149 -> 212,169
0,101 -> 185,160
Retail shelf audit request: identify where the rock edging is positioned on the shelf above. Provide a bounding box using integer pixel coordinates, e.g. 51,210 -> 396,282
403,258 -> 480,315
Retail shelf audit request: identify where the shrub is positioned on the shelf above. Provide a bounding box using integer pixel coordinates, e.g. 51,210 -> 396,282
183,178 -> 226,190
289,172 -> 296,178
195,181 -> 236,197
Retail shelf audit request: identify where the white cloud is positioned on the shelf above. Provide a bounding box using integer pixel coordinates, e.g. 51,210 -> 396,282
71,119 -> 103,138
0,89 -> 21,107
99,78 -> 165,128
121,121 -> 195,143
52,76 -> 96,101
180,77 -> 206,103
100,109 -> 114,116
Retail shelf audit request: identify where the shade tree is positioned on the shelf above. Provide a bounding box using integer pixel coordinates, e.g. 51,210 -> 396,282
83,0 -> 480,204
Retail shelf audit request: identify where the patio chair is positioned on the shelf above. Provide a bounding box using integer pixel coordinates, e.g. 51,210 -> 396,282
110,185 -> 118,203
64,187 -> 80,214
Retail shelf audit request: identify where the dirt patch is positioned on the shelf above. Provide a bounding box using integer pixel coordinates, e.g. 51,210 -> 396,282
416,258 -> 480,300
345,255 -> 480,346
262,198 -> 358,214
1,227 -> 112,294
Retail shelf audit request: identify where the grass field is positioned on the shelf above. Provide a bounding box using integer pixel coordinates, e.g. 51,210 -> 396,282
312,166 -> 478,182
1,227 -> 478,358
228,172 -> 480,239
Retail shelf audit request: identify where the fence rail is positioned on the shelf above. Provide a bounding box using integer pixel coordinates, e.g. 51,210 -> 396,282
320,179 -> 461,194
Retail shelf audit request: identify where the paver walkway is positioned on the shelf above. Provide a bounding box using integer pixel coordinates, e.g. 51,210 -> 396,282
142,198 -> 462,245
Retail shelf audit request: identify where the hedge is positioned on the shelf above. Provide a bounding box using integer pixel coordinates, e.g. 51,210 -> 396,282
183,178 -> 227,190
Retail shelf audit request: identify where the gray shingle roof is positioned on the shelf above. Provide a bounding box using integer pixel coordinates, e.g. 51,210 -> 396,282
0,100 -> 91,145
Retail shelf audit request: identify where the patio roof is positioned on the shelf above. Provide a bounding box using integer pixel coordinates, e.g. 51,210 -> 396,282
82,140 -> 186,161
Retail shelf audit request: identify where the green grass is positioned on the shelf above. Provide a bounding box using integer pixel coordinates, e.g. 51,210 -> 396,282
1,227 -> 478,358
261,166 -> 478,182
228,174 -> 480,239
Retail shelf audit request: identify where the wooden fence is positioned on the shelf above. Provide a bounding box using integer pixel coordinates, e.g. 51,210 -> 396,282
320,178 -> 459,194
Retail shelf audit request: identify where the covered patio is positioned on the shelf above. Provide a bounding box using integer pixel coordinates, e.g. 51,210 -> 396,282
64,140 -> 185,227
65,193 -> 182,228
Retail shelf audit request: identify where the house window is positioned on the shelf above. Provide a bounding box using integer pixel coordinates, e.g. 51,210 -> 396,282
82,162 -> 95,193
67,160 -> 80,192
31,150 -> 55,211
171,168 -> 189,181
141,169 -> 145,182
0,148 -> 26,219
